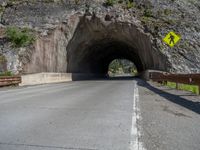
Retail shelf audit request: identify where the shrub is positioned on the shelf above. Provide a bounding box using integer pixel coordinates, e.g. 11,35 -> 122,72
144,9 -> 153,17
6,26 -> 35,48
0,55 -> 6,64
0,6 -> 5,14
118,0 -> 123,4
164,9 -> 172,15
141,16 -> 151,24
0,71 -> 12,76
105,0 -> 116,6
127,1 -> 135,9
74,0 -> 80,5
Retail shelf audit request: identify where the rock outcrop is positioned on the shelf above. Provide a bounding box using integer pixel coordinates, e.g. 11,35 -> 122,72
0,0 -> 199,74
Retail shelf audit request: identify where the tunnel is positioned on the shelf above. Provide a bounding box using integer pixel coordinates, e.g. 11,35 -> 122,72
67,39 -> 143,75
66,15 -> 167,79
22,14 -> 168,76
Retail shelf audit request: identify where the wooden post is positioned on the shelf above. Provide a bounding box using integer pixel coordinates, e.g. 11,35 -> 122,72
198,85 -> 200,95
176,83 -> 179,90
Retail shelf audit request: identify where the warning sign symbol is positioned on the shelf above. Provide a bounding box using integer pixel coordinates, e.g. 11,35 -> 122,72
163,31 -> 181,47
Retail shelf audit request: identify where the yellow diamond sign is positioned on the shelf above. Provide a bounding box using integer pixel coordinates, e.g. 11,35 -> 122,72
163,31 -> 181,47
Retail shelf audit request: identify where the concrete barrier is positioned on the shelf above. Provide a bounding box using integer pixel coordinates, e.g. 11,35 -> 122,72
139,70 -> 167,81
20,73 -> 72,86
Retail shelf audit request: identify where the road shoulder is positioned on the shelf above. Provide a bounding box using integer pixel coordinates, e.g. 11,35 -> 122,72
137,79 -> 200,150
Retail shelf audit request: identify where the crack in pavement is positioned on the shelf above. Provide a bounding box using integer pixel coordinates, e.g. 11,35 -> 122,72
0,142 -> 98,150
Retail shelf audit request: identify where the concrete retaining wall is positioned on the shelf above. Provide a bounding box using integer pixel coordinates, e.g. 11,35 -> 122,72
20,73 -> 72,86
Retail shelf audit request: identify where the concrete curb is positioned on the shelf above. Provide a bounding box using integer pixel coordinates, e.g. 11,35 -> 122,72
20,73 -> 72,86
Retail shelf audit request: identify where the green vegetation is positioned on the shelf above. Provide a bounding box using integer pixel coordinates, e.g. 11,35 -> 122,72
164,9 -> 172,15
118,0 -> 123,4
105,0 -> 116,6
104,0 -> 135,8
0,6 -> 5,14
144,9 -> 153,17
43,0 -> 55,2
164,18 -> 177,25
166,82 -> 199,94
108,59 -> 138,76
141,16 -> 151,24
127,1 -> 135,9
0,55 -> 6,64
74,0 -> 80,4
0,71 -> 12,76
6,26 -> 35,48
109,59 -> 122,74
139,8 -> 154,26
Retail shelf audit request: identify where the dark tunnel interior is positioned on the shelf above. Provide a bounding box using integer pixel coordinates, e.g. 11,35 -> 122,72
67,39 -> 144,77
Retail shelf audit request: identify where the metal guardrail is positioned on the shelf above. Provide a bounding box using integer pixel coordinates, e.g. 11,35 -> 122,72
149,72 -> 200,94
0,76 -> 21,87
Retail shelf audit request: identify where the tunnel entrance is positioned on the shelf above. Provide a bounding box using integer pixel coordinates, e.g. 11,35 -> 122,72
65,15 -> 167,80
68,40 -> 144,75
108,59 -> 138,77
68,39 -> 143,80
22,14 -> 168,75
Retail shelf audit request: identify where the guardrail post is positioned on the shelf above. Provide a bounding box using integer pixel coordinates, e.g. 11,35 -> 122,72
176,83 -> 179,90
198,85 -> 200,95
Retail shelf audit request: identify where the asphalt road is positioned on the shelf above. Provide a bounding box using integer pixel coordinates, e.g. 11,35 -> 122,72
0,79 -> 200,150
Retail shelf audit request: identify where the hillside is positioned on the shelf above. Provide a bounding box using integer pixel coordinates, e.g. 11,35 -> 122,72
0,0 -> 200,74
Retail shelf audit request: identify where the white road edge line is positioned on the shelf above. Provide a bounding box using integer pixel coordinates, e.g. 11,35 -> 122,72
130,81 -> 146,150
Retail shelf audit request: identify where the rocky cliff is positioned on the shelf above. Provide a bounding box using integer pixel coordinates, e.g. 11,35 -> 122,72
0,0 -> 199,74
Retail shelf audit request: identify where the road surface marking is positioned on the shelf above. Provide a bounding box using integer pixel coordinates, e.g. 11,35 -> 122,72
130,81 -> 146,150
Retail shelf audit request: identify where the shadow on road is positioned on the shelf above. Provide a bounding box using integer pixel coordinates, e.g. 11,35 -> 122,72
71,73 -> 137,81
137,79 -> 200,115
105,76 -> 136,80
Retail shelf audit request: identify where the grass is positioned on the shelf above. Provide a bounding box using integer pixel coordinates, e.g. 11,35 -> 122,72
126,1 -> 135,9
0,71 -> 13,76
144,9 -> 153,17
6,26 -> 35,48
166,81 -> 199,95
105,0 -> 116,6
0,55 -> 6,63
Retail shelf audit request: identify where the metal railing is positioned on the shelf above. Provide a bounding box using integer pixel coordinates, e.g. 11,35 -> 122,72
149,72 -> 200,94
0,76 -> 21,87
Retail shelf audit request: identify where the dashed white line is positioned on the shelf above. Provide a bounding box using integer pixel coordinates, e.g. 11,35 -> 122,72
130,81 -> 146,150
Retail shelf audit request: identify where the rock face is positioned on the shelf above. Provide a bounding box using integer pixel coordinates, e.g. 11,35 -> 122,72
0,0 -> 199,74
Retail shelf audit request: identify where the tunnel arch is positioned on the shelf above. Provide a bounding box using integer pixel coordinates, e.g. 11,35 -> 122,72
67,39 -> 144,75
66,15 -> 167,77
